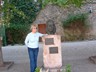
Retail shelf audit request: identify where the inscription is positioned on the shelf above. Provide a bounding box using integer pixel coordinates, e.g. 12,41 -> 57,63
45,38 -> 54,45
49,47 -> 58,54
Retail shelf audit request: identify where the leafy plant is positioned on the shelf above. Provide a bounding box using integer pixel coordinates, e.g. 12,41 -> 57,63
42,0 -> 87,8
62,13 -> 88,28
62,13 -> 89,41
8,0 -> 42,24
5,24 -> 30,45
2,0 -> 25,24
1,0 -> 42,25
66,64 -> 71,72
35,67 -> 40,72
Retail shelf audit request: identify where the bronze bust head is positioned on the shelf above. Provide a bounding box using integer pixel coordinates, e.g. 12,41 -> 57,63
46,19 -> 56,34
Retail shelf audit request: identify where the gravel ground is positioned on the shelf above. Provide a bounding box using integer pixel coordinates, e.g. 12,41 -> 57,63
1,40 -> 96,72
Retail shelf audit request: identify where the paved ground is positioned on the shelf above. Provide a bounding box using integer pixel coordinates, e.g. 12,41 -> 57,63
1,40 -> 96,72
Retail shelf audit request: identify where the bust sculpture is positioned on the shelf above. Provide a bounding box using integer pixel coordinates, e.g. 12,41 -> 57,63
46,19 -> 56,34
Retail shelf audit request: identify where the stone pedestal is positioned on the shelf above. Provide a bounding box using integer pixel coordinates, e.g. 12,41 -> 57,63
0,37 -> 14,70
42,35 -> 62,68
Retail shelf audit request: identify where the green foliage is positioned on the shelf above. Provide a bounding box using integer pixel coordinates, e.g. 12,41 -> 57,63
8,0 -> 41,24
2,0 -> 41,24
42,0 -> 86,8
66,64 -> 71,72
2,0 -> 42,45
2,0 -> 26,24
62,13 -> 88,28
35,67 -> 40,72
5,24 -> 30,45
62,13 -> 89,41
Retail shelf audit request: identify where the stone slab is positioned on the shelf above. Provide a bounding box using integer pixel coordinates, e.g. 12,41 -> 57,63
0,62 -> 14,70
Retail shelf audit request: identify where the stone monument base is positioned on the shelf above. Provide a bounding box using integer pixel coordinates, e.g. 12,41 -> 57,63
40,65 -> 65,72
42,35 -> 62,68
0,62 -> 14,70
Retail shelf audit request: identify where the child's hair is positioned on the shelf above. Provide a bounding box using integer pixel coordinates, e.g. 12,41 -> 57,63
30,24 -> 38,31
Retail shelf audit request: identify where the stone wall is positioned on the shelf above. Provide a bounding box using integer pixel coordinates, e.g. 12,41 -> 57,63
33,2 -> 96,40
33,5 -> 67,35
88,3 -> 96,39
